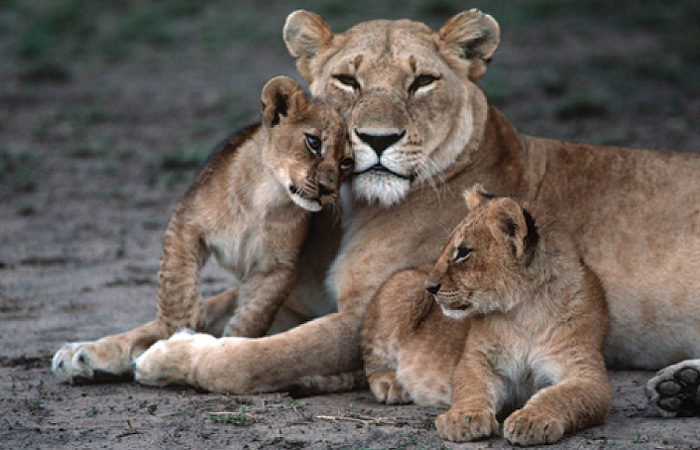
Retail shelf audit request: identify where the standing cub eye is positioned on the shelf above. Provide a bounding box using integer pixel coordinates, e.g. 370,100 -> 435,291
340,157 -> 354,170
454,245 -> 472,263
332,74 -> 361,91
305,134 -> 322,155
409,74 -> 439,94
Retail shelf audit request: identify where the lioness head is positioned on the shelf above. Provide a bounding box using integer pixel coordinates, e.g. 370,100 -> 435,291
284,10 -> 499,206
424,184 -> 540,319
261,76 -> 354,211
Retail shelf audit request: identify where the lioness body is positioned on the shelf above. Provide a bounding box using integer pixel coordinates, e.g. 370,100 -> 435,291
54,11 -> 700,416
363,187 -> 611,445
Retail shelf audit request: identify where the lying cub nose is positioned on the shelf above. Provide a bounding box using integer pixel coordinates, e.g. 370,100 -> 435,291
318,181 -> 333,196
426,283 -> 441,295
355,129 -> 405,156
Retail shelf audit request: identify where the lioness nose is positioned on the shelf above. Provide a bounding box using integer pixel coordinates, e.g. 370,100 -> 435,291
426,283 -> 441,295
355,129 -> 405,156
318,182 -> 333,196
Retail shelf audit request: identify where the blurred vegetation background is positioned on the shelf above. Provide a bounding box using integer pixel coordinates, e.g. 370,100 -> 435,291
1,0 -> 698,198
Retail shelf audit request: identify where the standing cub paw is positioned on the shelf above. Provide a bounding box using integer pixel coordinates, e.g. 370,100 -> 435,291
646,359 -> 700,417
367,371 -> 411,404
504,408 -> 565,445
435,408 -> 498,442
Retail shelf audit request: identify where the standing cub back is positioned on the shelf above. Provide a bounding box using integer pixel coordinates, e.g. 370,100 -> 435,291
362,184 -> 611,445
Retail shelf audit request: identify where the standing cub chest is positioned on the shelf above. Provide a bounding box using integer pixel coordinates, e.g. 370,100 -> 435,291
362,184 -> 610,445
156,76 -> 353,342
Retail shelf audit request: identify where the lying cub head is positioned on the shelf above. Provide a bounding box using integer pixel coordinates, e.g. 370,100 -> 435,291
425,184 -> 545,319
261,76 -> 354,211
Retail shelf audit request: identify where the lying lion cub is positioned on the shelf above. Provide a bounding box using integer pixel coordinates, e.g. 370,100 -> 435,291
152,76 -> 352,340
362,184 -> 611,445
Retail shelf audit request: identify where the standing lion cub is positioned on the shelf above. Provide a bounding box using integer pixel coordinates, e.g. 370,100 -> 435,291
155,76 -> 353,340
362,184 -> 611,445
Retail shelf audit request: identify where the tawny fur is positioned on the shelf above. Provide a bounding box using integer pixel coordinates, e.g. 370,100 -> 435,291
54,10 -> 699,408
362,186 -> 611,445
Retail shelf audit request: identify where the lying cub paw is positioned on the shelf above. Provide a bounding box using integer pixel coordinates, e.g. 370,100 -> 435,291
134,330 -> 214,387
646,359 -> 700,417
52,341 -> 132,384
367,371 -> 411,404
435,408 -> 497,442
504,408 -> 565,445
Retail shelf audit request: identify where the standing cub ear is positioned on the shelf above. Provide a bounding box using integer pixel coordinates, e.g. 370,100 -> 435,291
261,76 -> 309,129
284,10 -> 334,83
439,9 -> 500,82
495,198 -> 539,263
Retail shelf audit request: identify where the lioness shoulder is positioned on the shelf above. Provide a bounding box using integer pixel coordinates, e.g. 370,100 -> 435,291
362,184 -> 611,445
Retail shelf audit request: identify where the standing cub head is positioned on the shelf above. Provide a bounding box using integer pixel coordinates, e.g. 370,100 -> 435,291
261,76 -> 354,211
425,184 -> 545,319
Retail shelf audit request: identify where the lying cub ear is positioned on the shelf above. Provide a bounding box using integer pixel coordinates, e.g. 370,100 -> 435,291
439,9 -> 500,82
284,10 -> 334,83
261,76 -> 309,128
497,198 -> 538,263
463,183 -> 492,211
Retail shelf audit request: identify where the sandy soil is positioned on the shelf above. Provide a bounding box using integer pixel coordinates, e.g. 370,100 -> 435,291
1,2 -> 699,449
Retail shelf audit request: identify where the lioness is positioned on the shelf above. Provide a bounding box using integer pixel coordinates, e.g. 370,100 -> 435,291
52,76 -> 352,383
362,185 -> 611,445
53,10 -> 700,417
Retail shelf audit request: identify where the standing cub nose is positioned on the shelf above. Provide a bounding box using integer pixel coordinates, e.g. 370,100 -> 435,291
355,129 -> 405,156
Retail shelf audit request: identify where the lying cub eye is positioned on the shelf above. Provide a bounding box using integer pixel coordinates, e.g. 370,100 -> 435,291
409,74 -> 439,94
339,157 -> 354,170
454,245 -> 472,263
333,74 -> 360,91
305,134 -> 322,155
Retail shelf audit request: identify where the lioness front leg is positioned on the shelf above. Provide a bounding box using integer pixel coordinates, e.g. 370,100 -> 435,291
134,310 -> 363,393
503,360 -> 611,446
51,289 -> 239,384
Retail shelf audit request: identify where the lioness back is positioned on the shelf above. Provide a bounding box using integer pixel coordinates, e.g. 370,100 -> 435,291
363,185 -> 611,445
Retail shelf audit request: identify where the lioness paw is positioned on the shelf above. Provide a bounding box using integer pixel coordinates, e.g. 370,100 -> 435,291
133,330 -> 215,387
646,359 -> 700,417
504,408 -> 565,446
52,341 -> 132,384
435,408 -> 497,442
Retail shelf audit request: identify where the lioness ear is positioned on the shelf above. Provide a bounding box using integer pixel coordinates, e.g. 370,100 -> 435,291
284,10 -> 334,83
439,9 -> 500,82
261,76 -> 309,129
497,199 -> 538,262
463,183 -> 492,211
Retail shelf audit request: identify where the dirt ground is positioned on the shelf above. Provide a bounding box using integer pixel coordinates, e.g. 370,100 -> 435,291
1,1 -> 699,449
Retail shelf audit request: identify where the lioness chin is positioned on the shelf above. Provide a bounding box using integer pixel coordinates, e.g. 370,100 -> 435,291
52,10 -> 700,418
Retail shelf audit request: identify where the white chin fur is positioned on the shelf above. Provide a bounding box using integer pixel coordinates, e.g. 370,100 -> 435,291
440,306 -> 471,320
290,193 -> 322,212
352,172 -> 410,207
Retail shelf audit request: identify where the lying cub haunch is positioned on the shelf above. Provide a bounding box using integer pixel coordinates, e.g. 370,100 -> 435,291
52,76 -> 352,384
362,184 -> 611,445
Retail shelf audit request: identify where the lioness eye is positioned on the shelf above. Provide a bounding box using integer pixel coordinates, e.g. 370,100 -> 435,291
409,74 -> 439,94
340,157 -> 354,170
305,134 -> 322,155
454,246 -> 472,262
333,74 -> 360,91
